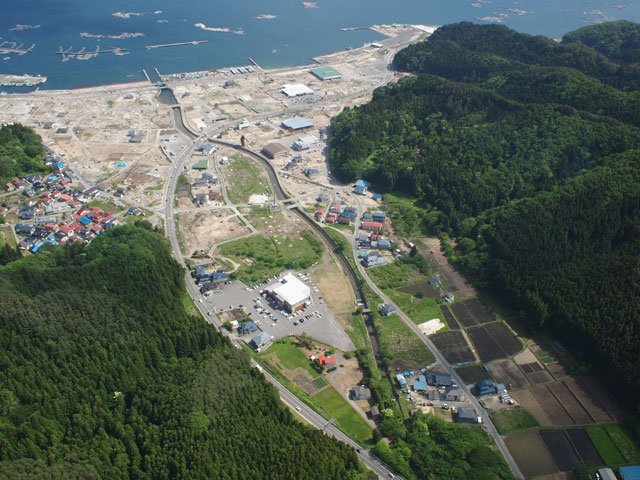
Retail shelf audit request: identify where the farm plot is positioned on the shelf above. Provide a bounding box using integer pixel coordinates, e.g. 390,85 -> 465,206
397,282 -> 441,299
566,429 -> 603,466
511,389 -> 553,425
506,431 -> 559,478
467,326 -> 505,362
521,362 -> 554,385
531,384 -> 574,425
450,302 -> 478,327
489,359 -> 529,389
462,298 -> 494,324
548,381 -> 592,424
539,429 -> 580,472
576,376 -> 624,422
455,365 -> 488,384
430,331 -> 475,364
439,305 -> 459,329
484,322 -> 522,356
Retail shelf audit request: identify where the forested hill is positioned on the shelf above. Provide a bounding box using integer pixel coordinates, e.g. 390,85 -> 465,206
0,124 -> 47,183
0,224 -> 364,479
329,21 -> 640,410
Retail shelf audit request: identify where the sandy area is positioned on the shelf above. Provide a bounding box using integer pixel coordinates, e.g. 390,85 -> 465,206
419,319 -> 445,335
177,212 -> 249,257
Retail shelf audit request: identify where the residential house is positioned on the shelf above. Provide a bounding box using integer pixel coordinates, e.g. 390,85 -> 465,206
250,332 -> 273,352
364,251 -> 387,268
380,304 -> 397,317
351,385 -> 372,401
476,379 -> 497,396
427,373 -> 454,387
457,407 -> 480,424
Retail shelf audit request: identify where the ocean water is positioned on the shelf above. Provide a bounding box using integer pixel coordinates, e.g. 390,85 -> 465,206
1,0 -> 640,91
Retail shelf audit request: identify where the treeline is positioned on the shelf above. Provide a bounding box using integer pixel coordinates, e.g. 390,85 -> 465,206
0,225 -> 365,479
0,123 -> 47,183
329,21 -> 640,411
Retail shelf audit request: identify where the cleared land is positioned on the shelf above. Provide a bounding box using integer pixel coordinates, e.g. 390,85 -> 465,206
467,326 -> 505,362
455,365 -> 488,384
491,406 -> 539,435
489,359 -> 529,389
566,429 -> 603,466
440,304 -> 459,329
223,154 -> 271,204
506,431 -> 558,478
539,429 -> 580,472
313,386 -> 373,444
430,330 -> 475,364
450,302 -> 477,327
397,282 -> 441,299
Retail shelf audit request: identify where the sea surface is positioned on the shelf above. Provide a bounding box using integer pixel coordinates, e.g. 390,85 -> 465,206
1,0 -> 640,91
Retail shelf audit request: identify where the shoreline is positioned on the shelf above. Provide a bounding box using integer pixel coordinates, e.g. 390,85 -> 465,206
0,24 -> 438,97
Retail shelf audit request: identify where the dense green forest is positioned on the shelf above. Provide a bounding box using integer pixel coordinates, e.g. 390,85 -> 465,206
0,224 -> 365,479
0,124 -> 47,182
329,21 -> 640,411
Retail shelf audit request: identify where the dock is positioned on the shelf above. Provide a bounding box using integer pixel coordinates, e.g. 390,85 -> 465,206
145,40 -> 208,50
248,56 -> 263,72
56,47 -> 128,56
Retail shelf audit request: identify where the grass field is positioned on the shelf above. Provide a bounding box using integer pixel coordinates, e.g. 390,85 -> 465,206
375,313 -> 434,368
220,233 -> 323,285
535,349 -> 553,364
604,424 -> 640,463
323,227 -> 350,254
312,377 -> 328,389
491,407 -> 539,435
367,255 -> 433,290
586,425 -> 626,465
0,226 -> 17,248
266,338 -> 317,377
241,206 -> 285,231
313,386 -> 373,444
88,199 -> 124,212
180,291 -> 200,317
225,155 -> 270,204
386,289 -> 444,326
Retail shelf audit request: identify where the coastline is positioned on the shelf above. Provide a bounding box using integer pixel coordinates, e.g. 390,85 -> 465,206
0,24 -> 438,97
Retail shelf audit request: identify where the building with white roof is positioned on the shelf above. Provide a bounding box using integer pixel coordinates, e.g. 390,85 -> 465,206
266,274 -> 311,312
281,84 -> 314,98
292,135 -> 319,151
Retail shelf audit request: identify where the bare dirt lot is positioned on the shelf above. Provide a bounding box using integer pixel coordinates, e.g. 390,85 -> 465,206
489,359 -> 529,390
331,356 -> 364,397
419,237 -> 477,299
512,388 -> 553,425
177,212 -> 249,256
506,431 -> 559,478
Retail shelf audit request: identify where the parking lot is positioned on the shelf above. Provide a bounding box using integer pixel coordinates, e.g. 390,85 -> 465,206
203,273 -> 355,351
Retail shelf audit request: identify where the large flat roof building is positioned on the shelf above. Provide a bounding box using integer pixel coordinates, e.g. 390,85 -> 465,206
282,117 -> 314,131
266,274 -> 311,312
281,84 -> 314,97
310,66 -> 342,80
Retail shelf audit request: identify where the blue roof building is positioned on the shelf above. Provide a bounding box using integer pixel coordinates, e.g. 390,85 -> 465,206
239,321 -> 258,335
396,373 -> 407,389
211,272 -> 228,283
621,466 -> 640,480
476,379 -> 497,396
372,211 -> 386,221
79,216 -> 92,225
282,117 -> 313,130
413,380 -> 428,392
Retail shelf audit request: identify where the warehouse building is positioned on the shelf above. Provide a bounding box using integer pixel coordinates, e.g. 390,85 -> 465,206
261,142 -> 289,159
281,84 -> 314,97
310,66 -> 342,81
282,117 -> 314,131
266,273 -> 311,313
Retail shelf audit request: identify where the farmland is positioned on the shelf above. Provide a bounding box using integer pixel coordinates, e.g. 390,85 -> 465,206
467,326 -> 505,362
430,330 -> 475,364
450,302 -> 477,327
505,431 -> 558,478
440,304 -> 459,329
489,359 -> 529,389
491,407 -> 539,435
539,429 -> 580,472
567,429 -> 603,466
455,365 -> 488,384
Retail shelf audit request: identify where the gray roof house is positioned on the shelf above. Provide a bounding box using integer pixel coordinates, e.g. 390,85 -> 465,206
457,407 -> 480,424
250,331 -> 273,351
350,385 -> 371,401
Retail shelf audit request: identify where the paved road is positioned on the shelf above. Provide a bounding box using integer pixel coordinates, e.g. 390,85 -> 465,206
351,197 -> 524,480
